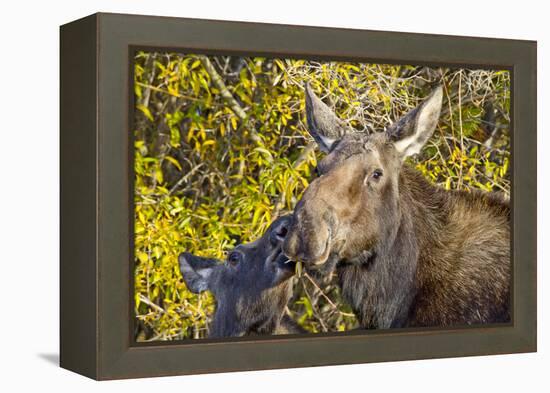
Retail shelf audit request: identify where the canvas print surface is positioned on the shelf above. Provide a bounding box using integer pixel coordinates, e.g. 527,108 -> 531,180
133,52 -> 510,341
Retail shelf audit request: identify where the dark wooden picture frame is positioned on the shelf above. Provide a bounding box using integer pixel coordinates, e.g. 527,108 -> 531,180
60,12 -> 537,380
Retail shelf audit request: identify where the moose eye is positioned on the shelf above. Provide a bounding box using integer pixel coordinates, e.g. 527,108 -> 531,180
372,169 -> 383,180
227,251 -> 241,267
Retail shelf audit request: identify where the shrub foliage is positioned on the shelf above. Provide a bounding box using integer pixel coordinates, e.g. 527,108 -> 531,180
133,52 -> 510,341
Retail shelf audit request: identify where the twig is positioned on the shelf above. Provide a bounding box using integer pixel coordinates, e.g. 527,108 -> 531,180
272,141 -> 316,216
187,213 -> 247,228
292,141 -> 316,169
138,293 -> 165,314
198,55 -> 247,121
135,81 -> 202,101
198,55 -> 264,147
140,54 -> 157,108
303,273 -> 356,317
457,71 -> 464,189
304,273 -> 338,309
167,163 -> 205,196
301,282 -> 328,332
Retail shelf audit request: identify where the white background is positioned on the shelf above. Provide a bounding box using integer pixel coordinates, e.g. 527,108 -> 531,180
0,0 -> 547,391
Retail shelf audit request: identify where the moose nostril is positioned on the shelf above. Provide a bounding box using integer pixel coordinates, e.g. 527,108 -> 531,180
270,217 -> 291,245
275,225 -> 288,239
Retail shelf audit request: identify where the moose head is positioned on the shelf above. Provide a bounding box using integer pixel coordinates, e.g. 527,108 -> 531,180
178,215 -> 297,338
283,84 -> 443,267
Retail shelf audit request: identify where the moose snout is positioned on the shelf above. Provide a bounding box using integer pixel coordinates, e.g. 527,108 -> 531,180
282,221 -> 331,266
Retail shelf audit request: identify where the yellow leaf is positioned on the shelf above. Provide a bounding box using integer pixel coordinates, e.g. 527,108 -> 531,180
137,210 -> 146,225
167,84 -> 179,97
137,104 -> 154,121
199,124 -> 206,140
252,206 -> 263,226
164,156 -> 182,171
137,252 -> 149,264
153,246 -> 162,259
187,125 -> 196,142
134,84 -> 142,99
191,59 -> 201,70
254,147 -> 273,161
274,59 -> 286,72
135,293 -> 141,309
154,168 -> 163,184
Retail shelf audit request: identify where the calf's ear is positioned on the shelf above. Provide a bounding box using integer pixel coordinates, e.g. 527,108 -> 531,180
178,252 -> 218,293
386,86 -> 443,158
304,83 -> 347,153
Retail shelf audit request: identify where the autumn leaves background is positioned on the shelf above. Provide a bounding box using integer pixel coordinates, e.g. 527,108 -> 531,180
133,52 -> 510,341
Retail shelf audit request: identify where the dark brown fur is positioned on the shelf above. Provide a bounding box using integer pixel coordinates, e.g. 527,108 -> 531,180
283,85 -> 510,328
336,165 -> 510,328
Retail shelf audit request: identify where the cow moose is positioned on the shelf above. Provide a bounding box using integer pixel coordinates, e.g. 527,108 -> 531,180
179,215 -> 304,337
282,84 -> 511,329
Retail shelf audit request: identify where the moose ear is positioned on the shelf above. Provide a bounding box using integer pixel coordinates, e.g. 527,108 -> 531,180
178,252 -> 218,294
386,86 -> 443,158
305,83 -> 347,153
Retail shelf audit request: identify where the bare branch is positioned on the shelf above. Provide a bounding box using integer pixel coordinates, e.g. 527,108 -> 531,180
198,55 -> 247,121
167,163 -> 205,196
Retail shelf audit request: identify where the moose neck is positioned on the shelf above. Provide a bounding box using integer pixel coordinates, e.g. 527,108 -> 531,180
209,281 -> 292,338
337,162 -> 510,329
336,163 -> 444,329
209,301 -> 245,338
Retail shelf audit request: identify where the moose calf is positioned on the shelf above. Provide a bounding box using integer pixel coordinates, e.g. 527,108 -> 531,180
283,84 -> 510,329
179,215 -> 303,337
